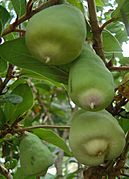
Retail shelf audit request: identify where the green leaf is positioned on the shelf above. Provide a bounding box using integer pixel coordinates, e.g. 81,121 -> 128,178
102,29 -> 122,53
118,118 -> 129,133
95,0 -> 104,6
120,57 -> 129,65
112,0 -> 129,35
67,0 -> 84,12
11,0 -> 26,17
0,5 -> 11,31
32,128 -> 72,157
4,83 -> 34,123
107,22 -> 128,44
0,58 -> 7,73
0,107 -> 6,129
0,38 -> 68,84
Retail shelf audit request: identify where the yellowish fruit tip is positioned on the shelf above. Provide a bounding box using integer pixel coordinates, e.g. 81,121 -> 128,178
97,151 -> 103,157
90,102 -> 95,109
45,56 -> 51,63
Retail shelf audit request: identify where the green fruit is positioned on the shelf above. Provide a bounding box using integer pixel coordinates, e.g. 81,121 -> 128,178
20,132 -> 54,176
25,4 -> 86,65
69,110 -> 125,166
68,44 -> 114,111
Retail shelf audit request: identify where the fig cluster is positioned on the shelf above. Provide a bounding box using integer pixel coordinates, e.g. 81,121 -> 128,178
25,4 -> 126,167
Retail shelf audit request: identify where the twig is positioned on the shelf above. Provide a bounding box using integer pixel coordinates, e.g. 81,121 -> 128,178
100,18 -> 115,32
87,0 -> 106,62
106,97 -> 128,115
13,29 -> 26,33
2,0 -> 60,37
0,165 -> 12,179
109,66 -> 129,71
115,131 -> 129,170
14,125 -> 70,133
0,124 -> 70,138
0,64 -> 14,94
26,0 -> 33,15
121,173 -> 129,177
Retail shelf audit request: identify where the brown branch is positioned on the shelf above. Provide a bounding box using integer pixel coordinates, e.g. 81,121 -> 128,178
13,29 -> 26,33
2,0 -> 60,36
87,0 -> 106,63
109,66 -> 129,71
106,97 -> 128,116
0,64 -> 14,94
14,125 -> 70,133
114,131 -> 129,171
0,165 -> 12,179
121,173 -> 129,177
0,124 -> 70,138
100,18 -> 115,32
26,0 -> 33,15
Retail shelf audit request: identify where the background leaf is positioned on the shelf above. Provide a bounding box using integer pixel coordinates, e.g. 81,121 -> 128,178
112,0 -> 129,35
0,107 -> 6,129
0,5 -> 11,34
118,118 -> 129,133
95,0 -> 104,7
102,29 -> 122,53
11,0 -> 26,17
67,0 -> 84,12
0,58 -> 7,73
4,83 -> 34,124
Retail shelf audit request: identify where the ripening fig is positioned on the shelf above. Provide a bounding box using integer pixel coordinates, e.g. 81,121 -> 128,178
69,110 -> 125,166
19,132 -> 54,176
25,4 -> 86,65
68,44 -> 114,111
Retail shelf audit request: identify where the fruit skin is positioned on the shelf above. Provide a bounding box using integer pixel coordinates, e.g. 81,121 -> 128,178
69,110 -> 125,166
20,132 -> 54,176
25,4 -> 86,65
68,44 -> 114,111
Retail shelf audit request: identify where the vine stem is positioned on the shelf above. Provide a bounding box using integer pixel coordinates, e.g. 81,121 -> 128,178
87,0 -> 106,63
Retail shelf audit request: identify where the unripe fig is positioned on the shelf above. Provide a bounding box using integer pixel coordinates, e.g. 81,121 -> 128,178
69,110 -> 125,166
20,132 -> 54,176
25,4 -> 86,65
68,44 -> 114,111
